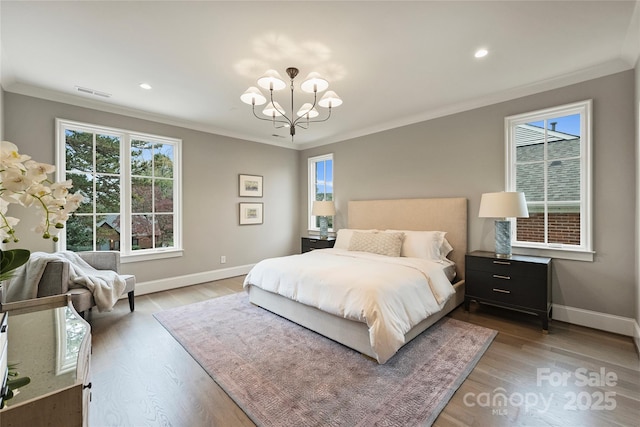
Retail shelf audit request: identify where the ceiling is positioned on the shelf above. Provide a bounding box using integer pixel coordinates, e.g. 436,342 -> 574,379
1,1 -> 639,150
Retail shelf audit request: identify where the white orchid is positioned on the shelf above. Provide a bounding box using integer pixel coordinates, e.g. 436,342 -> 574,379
0,141 -> 83,243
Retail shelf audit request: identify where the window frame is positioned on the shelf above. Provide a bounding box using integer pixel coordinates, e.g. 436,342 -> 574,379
307,153 -> 334,232
505,100 -> 593,261
55,118 -> 183,263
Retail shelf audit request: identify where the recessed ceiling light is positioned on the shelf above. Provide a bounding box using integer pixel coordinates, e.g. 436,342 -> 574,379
139,83 -> 152,90
474,49 -> 489,59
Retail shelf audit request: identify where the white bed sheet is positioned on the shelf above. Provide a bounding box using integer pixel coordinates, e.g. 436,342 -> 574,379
243,248 -> 456,363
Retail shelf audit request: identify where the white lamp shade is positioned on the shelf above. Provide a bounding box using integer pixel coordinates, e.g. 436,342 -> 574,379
478,192 -> 529,218
262,102 -> 284,117
296,103 -> 319,118
240,87 -> 267,106
318,91 -> 343,108
300,72 -> 329,93
312,200 -> 335,216
257,69 -> 286,91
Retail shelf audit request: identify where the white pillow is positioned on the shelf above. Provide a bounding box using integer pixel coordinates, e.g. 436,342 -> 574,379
441,237 -> 454,258
334,229 -> 377,249
348,231 -> 404,257
387,230 -> 449,260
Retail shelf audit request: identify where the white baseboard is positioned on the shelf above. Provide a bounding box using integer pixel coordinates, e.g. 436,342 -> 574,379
126,274 -> 640,344
130,264 -> 255,297
552,304 -> 636,337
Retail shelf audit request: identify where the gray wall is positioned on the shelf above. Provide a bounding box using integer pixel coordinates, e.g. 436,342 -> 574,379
3,92 -> 300,283
3,70 -> 637,319
301,70 -> 636,318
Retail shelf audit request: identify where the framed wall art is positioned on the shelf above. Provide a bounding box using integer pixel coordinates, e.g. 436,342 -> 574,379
239,174 -> 263,197
239,202 -> 263,225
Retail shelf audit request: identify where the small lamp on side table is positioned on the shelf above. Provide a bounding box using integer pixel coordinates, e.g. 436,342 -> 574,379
479,191 -> 529,258
312,201 -> 335,240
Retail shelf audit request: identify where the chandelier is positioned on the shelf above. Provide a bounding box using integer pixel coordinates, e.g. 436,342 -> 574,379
240,67 -> 342,141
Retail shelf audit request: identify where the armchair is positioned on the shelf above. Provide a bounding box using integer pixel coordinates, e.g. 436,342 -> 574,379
36,251 -> 135,318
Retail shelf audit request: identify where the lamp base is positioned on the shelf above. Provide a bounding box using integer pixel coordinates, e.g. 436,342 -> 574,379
494,219 -> 512,258
319,216 -> 329,240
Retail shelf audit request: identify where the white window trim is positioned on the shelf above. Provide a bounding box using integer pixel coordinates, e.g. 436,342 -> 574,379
307,153 -> 334,232
55,118 -> 183,262
504,100 -> 593,262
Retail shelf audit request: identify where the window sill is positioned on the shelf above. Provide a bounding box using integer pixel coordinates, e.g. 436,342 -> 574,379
512,245 -> 594,262
121,248 -> 184,263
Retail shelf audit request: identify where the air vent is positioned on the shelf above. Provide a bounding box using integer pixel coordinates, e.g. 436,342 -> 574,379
75,86 -> 112,98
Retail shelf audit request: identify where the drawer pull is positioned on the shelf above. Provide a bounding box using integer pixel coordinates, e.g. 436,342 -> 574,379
493,260 -> 511,265
83,382 -> 92,390
492,288 -> 511,294
493,274 -> 511,280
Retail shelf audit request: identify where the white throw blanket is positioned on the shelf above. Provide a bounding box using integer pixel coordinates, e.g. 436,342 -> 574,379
243,248 -> 456,363
5,251 -> 126,312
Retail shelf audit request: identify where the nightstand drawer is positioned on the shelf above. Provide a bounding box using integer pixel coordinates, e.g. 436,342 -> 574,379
301,237 -> 336,253
466,269 -> 546,309
466,255 -> 546,279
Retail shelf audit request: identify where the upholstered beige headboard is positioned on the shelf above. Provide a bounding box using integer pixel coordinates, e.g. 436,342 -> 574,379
348,198 -> 468,281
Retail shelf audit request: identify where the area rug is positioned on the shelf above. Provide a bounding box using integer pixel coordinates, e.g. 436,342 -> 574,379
154,293 -> 496,427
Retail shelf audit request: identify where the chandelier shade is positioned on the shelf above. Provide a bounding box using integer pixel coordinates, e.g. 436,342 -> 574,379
240,87 -> 267,106
297,103 -> 319,118
262,101 -> 284,117
257,69 -> 286,91
318,91 -> 343,108
240,66 -> 342,141
300,72 -> 329,93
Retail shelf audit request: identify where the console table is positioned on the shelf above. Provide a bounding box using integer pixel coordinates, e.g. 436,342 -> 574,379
0,299 -> 91,427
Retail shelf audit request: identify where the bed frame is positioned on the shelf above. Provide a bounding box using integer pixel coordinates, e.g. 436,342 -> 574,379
248,197 -> 468,361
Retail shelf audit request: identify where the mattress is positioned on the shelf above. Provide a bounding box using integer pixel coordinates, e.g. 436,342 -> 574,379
243,248 -> 457,363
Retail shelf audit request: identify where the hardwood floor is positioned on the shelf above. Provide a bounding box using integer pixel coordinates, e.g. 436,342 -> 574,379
89,277 -> 639,427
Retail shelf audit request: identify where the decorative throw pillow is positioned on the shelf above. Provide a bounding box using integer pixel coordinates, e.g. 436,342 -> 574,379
334,229 -> 377,249
348,231 -> 404,257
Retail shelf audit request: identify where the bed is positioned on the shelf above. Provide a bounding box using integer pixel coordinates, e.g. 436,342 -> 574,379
244,198 -> 467,363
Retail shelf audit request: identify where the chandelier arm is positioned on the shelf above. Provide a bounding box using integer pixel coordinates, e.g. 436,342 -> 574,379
292,91 -> 319,129
251,104 -> 291,127
269,89 -> 293,127
294,106 -> 333,128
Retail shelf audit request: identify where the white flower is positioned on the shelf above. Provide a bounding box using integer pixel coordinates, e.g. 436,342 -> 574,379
25,160 -> 56,183
50,180 -> 72,198
0,141 -> 31,166
1,169 -> 33,192
0,141 -> 83,242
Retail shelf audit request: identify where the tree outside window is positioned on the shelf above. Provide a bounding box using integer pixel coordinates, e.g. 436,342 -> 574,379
57,119 -> 181,258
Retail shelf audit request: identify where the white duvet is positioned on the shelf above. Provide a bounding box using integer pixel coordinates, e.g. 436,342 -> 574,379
243,248 -> 456,363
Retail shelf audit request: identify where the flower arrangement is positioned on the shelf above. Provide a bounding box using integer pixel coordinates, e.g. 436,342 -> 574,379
0,141 -> 83,280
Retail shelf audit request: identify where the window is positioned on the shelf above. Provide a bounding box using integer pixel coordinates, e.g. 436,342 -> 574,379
308,154 -> 334,231
56,119 -> 182,261
505,100 -> 592,261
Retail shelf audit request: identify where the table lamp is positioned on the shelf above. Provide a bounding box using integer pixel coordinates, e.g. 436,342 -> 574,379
312,201 -> 335,240
478,192 -> 529,258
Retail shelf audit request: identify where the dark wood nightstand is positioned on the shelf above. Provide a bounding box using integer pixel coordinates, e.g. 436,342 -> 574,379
301,236 -> 336,253
464,250 -> 552,331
